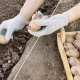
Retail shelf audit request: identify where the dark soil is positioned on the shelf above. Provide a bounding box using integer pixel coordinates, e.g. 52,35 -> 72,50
0,0 -> 58,80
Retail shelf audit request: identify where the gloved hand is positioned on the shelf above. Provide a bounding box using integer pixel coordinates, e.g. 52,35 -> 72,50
0,15 -> 27,42
28,12 -> 68,37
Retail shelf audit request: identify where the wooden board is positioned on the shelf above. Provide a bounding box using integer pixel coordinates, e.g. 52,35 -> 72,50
57,33 -> 74,80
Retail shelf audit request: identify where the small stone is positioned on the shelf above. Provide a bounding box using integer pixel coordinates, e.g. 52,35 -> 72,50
8,60 -> 11,63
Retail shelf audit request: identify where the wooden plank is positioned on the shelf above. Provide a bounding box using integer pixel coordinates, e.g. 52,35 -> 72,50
60,27 -> 66,43
57,33 -> 73,80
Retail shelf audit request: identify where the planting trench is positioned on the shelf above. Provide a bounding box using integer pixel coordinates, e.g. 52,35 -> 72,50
0,0 -> 80,80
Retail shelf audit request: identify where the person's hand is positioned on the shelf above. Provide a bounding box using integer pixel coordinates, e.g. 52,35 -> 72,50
0,15 -> 27,42
28,12 -> 68,37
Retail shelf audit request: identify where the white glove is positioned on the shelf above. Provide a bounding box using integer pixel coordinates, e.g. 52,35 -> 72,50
28,12 -> 68,37
0,15 -> 27,42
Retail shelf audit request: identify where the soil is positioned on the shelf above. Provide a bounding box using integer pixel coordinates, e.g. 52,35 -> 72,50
0,0 -> 59,80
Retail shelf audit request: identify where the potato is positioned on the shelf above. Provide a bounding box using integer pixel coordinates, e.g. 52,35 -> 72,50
68,57 -> 80,66
73,40 -> 80,49
66,49 -> 79,58
64,42 -> 79,58
64,42 -> 75,50
29,20 -> 41,32
76,33 -> 80,40
66,35 -> 74,43
30,11 -> 49,31
71,65 -> 80,76
74,76 -> 80,80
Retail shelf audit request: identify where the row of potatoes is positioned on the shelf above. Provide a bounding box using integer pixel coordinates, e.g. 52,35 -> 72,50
63,33 -> 80,80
